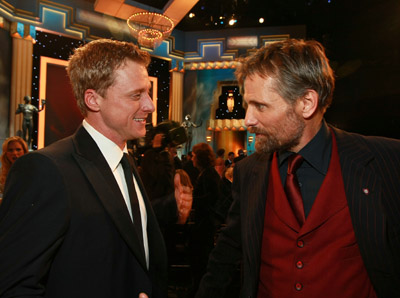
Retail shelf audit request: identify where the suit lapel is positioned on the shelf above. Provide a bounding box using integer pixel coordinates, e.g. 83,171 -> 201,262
332,127 -> 389,271
71,126 -> 147,270
243,153 -> 272,283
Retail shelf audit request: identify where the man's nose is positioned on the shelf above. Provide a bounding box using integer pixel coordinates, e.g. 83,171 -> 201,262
244,107 -> 257,127
142,93 -> 155,113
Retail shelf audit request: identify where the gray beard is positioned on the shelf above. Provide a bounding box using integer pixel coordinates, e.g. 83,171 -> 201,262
251,109 -> 305,154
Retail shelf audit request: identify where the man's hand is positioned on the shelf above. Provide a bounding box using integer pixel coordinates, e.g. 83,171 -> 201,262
152,133 -> 164,148
174,171 -> 193,224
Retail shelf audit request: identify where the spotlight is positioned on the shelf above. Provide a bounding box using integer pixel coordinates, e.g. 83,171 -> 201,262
189,12 -> 195,18
228,17 -> 237,26
259,17 -> 264,24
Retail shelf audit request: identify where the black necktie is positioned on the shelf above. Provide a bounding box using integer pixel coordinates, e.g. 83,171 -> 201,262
284,153 -> 305,226
120,153 -> 144,247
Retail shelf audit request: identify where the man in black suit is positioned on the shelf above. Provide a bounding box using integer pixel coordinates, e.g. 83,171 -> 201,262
196,39 -> 400,297
0,39 -> 192,298
224,151 -> 235,168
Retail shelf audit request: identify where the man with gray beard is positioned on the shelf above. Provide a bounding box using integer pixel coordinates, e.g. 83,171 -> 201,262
196,39 -> 400,298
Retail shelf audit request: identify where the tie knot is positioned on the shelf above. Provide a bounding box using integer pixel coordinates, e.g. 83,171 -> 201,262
287,153 -> 303,174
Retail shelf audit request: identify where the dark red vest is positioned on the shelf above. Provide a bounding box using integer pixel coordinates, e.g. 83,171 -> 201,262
257,133 -> 376,298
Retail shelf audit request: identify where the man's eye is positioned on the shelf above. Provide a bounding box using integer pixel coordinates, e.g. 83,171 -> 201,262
132,94 -> 141,100
256,103 -> 266,110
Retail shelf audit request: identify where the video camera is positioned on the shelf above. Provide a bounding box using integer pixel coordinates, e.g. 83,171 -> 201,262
153,120 -> 188,148
135,120 -> 187,151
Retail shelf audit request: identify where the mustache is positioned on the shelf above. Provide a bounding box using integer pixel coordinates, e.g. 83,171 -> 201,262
249,127 -> 267,135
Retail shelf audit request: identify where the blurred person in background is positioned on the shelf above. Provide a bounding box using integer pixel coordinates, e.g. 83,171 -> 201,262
0,136 -> 28,195
215,148 -> 226,178
139,121 -> 191,226
189,142 -> 222,295
183,151 -> 199,186
225,151 -> 235,168
233,148 -> 246,163
215,166 -> 234,223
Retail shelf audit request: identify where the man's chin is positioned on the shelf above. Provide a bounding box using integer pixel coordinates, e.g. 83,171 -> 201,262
134,132 -> 146,140
254,136 -> 284,154
132,121 -> 146,133
255,140 -> 272,155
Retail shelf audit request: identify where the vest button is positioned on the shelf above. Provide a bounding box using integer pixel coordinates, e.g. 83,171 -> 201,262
297,240 -> 304,248
296,261 -> 303,269
295,282 -> 303,291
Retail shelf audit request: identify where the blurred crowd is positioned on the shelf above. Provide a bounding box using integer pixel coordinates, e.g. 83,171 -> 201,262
133,122 -> 246,296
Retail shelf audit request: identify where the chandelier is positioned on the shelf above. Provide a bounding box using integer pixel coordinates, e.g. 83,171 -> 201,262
127,12 -> 174,49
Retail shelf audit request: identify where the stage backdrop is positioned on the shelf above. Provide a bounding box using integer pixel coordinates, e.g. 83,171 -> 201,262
183,68 -> 241,154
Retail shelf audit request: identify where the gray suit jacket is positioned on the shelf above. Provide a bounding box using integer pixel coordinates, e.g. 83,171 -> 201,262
0,126 -> 168,297
196,126 -> 400,297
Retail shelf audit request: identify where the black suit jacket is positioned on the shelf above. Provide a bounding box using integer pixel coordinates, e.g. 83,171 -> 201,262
196,126 -> 400,298
0,126 -> 168,298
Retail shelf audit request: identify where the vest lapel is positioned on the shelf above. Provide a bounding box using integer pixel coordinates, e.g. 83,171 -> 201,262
267,152 -> 301,231
267,132 -> 350,234
300,131 -> 347,234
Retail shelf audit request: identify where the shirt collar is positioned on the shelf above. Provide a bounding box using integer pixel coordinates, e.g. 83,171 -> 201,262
82,120 -> 127,172
279,120 -> 331,175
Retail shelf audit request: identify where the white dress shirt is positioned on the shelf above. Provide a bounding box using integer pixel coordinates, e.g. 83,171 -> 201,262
82,120 -> 149,268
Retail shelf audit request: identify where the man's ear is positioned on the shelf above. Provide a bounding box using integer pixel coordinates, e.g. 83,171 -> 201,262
84,89 -> 101,112
298,89 -> 319,119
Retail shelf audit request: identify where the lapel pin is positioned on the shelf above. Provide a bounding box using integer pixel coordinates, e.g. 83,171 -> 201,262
362,188 -> 369,195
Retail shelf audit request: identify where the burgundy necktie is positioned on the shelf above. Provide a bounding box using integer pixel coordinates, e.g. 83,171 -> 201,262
284,153 -> 305,226
120,153 -> 144,248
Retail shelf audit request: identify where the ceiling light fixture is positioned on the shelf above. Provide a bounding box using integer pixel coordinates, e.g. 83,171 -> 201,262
127,12 -> 174,49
